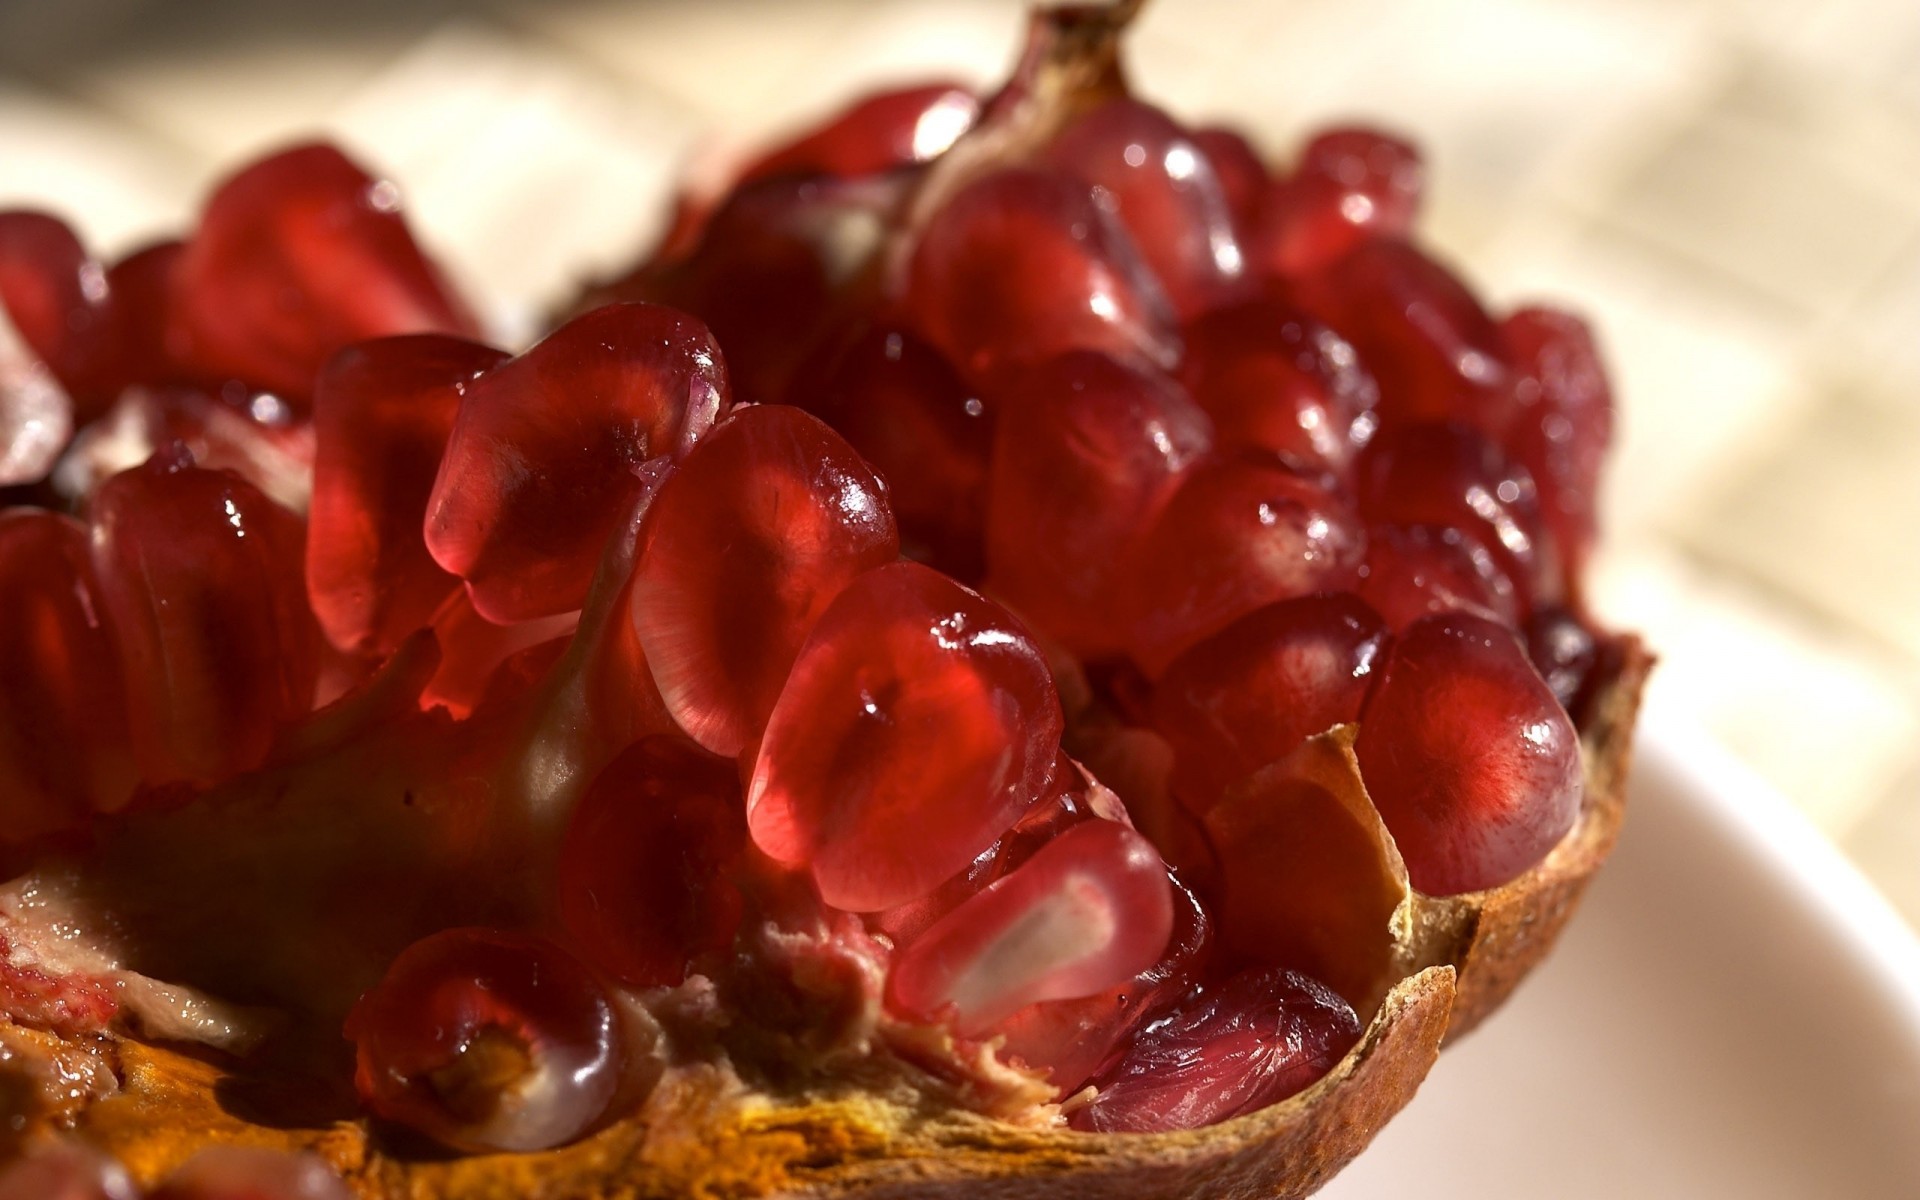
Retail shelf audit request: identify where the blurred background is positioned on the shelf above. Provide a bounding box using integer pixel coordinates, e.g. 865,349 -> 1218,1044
2,0 -> 1916,921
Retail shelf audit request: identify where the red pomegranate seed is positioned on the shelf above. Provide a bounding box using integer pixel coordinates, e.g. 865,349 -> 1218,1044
993,868 -> 1211,1094
1500,306 -> 1612,595
424,303 -> 729,623
1260,127 -> 1422,278
1121,455 -> 1365,674
346,928 -> 621,1153
631,405 -> 898,756
747,561 -> 1063,912
787,323 -> 990,580
1151,592 -> 1387,813
1526,604 -> 1600,717
903,167 -> 1177,385
147,1148 -> 349,1200
0,509 -> 135,834
1298,238 -> 1512,432
984,350 -> 1211,658
1357,421 -> 1554,608
173,143 -> 474,405
1069,966 -> 1360,1133
1044,99 -> 1253,317
886,819 -> 1173,1033
557,736 -> 747,988
308,334 -> 507,657
1177,299 -> 1378,475
1203,744 -> 1406,1003
0,1142 -> 136,1200
1191,127 -> 1268,236
88,448 -> 316,785
1356,522 -> 1520,631
105,239 -> 188,387
1355,612 -> 1582,894
739,82 -> 977,183
0,210 -> 124,417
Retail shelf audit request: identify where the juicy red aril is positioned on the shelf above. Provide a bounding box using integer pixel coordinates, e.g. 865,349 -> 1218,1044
1299,238 -> 1512,432
739,82 -> 977,184
424,302 -> 728,623
1069,966 -> 1360,1133
0,1142 -> 136,1200
1259,127 -> 1422,278
308,334 -> 507,657
786,323 -> 990,580
748,561 -> 1063,912
1357,421 -> 1553,608
0,509 -> 134,834
345,927 -> 621,1153
558,736 -> 747,988
1191,127 -> 1268,236
993,868 -> 1211,1095
1151,592 -> 1386,813
174,143 -> 474,405
904,167 -> 1176,385
1204,747 -> 1406,1004
886,819 -> 1173,1033
1526,604 -> 1600,718
1178,299 -> 1378,476
984,350 -> 1210,659
1357,522 -> 1519,631
1122,456 -> 1365,674
1500,306 -> 1613,596
147,1148 -> 349,1200
88,449 -> 316,785
1044,99 -> 1252,318
105,239 -> 186,388
631,405 -> 898,757
1355,612 -> 1582,894
0,210 -> 124,417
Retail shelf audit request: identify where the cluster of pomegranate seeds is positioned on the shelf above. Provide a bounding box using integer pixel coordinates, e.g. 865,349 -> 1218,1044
0,1 -> 1622,1166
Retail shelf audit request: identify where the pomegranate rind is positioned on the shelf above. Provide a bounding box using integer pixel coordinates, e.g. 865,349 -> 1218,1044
0,640 -> 1646,1198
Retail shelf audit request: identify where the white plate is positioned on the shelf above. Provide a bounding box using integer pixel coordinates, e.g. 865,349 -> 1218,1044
1322,721 -> 1920,1200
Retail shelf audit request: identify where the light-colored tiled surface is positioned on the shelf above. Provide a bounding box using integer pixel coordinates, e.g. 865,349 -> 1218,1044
2,0 -> 1916,921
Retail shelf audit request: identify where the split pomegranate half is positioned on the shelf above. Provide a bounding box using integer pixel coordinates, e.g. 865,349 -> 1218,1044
0,3 -> 1647,1198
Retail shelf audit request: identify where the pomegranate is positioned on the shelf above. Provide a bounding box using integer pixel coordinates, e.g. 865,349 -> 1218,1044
0,3 -> 1649,1198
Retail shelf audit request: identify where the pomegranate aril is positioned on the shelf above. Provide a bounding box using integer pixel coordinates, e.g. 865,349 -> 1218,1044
1069,966 -> 1360,1133
1500,305 -> 1612,595
787,323 -> 990,580
147,1148 -> 350,1200
748,561 -> 1063,912
904,167 -> 1177,385
1151,592 -> 1386,813
175,143 -> 475,405
984,350 -> 1211,658
88,449 -> 317,785
105,239 -> 187,387
1356,522 -> 1520,631
1191,127 -> 1268,236
308,334 -> 508,656
0,1142 -> 136,1200
1260,127 -> 1422,278
424,302 -> 729,623
558,736 -> 747,988
1526,604 -> 1600,718
1357,421 -> 1553,608
0,509 -> 135,835
0,210 -> 124,416
1298,238 -> 1512,432
1044,99 -> 1252,318
993,867 -> 1210,1094
1122,455 -> 1365,674
632,405 -> 897,757
1177,299 -> 1378,475
1356,612 -> 1582,894
739,82 -> 977,184
886,819 -> 1173,1033
345,927 -> 621,1154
